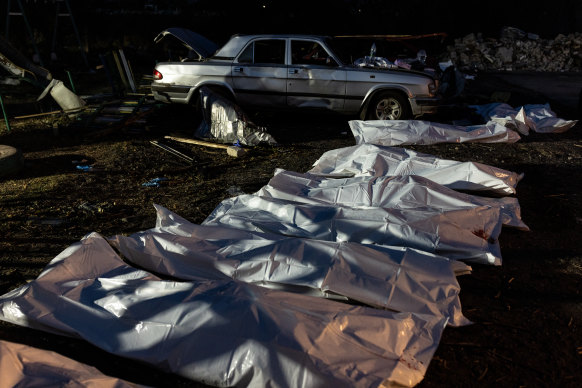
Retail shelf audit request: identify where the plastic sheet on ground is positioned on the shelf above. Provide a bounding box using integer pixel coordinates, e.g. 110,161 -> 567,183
0,232 -> 448,388
307,144 -> 523,196
203,193 -> 504,265
110,204 -> 470,327
471,102 -> 578,134
349,119 -> 521,146
194,86 -> 277,146
0,340 -> 145,388
257,169 -> 529,230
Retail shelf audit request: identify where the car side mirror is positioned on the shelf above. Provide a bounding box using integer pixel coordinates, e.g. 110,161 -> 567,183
326,57 -> 337,67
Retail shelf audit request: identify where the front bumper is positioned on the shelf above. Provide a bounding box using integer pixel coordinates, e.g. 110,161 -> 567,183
410,96 -> 441,117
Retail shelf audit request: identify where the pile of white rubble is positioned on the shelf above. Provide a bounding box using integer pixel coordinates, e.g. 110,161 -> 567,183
442,27 -> 582,72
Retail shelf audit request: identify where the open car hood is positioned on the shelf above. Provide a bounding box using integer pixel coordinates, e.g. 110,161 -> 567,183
154,28 -> 219,59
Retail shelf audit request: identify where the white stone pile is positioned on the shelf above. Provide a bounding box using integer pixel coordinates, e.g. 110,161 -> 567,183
442,28 -> 582,72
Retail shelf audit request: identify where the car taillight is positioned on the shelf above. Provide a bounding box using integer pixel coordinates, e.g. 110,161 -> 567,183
153,70 -> 163,80
428,80 -> 437,96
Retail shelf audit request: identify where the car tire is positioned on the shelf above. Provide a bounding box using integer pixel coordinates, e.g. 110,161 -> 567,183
0,145 -> 24,178
366,91 -> 410,120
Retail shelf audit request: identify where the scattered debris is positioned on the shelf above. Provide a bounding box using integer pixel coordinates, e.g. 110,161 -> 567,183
142,177 -> 169,187
78,202 -> 103,214
75,165 -> 94,172
442,27 -> 582,72
1,34 -> 86,115
165,135 -> 229,149
69,95 -> 156,136
150,140 -> 194,164
226,145 -> 245,157
37,79 -> 86,113
26,216 -> 66,226
165,135 -> 247,158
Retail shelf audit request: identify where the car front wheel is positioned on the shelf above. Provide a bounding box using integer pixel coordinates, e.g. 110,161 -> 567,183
366,91 -> 410,120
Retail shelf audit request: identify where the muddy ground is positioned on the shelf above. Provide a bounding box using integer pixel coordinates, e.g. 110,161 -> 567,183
0,69 -> 581,387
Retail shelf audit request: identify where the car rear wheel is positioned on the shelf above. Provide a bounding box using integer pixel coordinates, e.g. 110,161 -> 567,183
366,91 -> 410,120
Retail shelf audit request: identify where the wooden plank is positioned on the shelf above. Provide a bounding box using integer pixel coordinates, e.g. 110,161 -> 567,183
164,136 -> 230,149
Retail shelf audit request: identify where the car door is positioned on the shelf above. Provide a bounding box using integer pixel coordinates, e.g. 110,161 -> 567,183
287,39 -> 346,110
231,39 -> 287,108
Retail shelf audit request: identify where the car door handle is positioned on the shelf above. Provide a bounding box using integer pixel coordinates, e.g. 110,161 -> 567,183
288,68 -> 299,74
234,67 -> 244,73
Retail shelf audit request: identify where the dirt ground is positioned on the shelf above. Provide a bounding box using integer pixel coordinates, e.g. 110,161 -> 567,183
0,69 -> 581,387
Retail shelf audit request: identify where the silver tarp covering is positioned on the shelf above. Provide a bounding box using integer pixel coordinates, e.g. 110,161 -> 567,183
471,103 -> 578,134
470,103 -> 532,135
0,233 -> 448,387
203,194 -> 504,265
194,86 -> 277,146
307,144 -> 523,196
110,205 -> 470,327
0,340 -> 145,388
349,119 -> 521,146
257,169 -> 528,230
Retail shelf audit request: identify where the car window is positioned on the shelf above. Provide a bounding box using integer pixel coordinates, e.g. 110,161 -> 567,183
238,44 -> 253,63
237,40 -> 285,65
249,40 -> 285,65
291,40 -> 337,67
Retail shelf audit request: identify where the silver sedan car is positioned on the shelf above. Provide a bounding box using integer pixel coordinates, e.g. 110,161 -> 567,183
151,29 -> 440,120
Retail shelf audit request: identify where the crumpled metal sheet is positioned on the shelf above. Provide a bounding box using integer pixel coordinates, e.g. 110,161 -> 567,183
349,119 -> 521,146
203,194 -> 504,265
194,86 -> 277,146
307,144 -> 523,196
37,78 -> 87,112
110,204 -> 470,327
257,169 -> 529,230
471,102 -> 578,134
0,340 -> 145,388
0,233 -> 448,388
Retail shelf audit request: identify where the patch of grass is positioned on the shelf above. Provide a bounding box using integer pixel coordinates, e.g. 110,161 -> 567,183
0,174 -> 68,203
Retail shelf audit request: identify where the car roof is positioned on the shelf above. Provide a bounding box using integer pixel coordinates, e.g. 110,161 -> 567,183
215,34 -> 330,58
